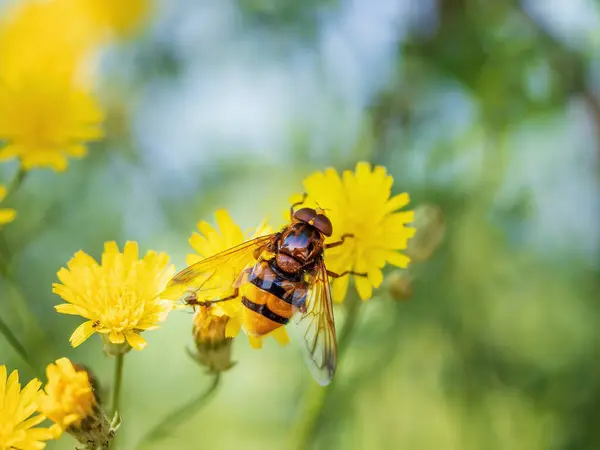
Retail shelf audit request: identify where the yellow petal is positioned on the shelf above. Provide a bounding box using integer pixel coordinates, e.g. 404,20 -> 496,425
109,331 -> 125,344
70,321 -> 97,347
55,303 -> 89,317
332,275 -> 349,304
189,232 -> 209,256
124,241 -> 139,264
386,251 -> 411,268
271,327 -> 290,346
225,318 -> 241,338
0,185 -> 6,201
125,332 -> 147,350
354,276 -> 373,300
197,220 -> 218,241
248,335 -> 263,349
186,253 -> 202,266
385,192 -> 410,213
368,268 -> 384,288
103,240 -> 119,255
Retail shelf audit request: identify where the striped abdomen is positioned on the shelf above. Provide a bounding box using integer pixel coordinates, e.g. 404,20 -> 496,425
240,261 -> 308,337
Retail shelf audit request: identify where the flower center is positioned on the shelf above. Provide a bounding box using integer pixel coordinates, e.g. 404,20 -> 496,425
98,288 -> 144,332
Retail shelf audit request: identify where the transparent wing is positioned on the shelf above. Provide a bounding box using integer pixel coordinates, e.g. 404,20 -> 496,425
289,258 -> 337,386
161,234 -> 277,303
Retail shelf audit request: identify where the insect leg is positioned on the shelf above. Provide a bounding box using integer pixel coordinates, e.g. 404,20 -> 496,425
290,192 -> 308,218
326,270 -> 368,278
324,233 -> 355,249
201,288 -> 240,306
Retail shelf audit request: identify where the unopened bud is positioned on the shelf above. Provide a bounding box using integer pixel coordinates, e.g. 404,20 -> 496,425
387,271 -> 413,301
189,306 -> 236,374
406,204 -> 445,263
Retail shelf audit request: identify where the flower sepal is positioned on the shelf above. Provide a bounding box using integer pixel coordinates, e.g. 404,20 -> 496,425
101,334 -> 133,356
189,306 -> 237,374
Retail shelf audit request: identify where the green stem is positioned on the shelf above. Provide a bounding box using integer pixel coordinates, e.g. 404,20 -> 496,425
136,373 -> 221,449
289,295 -> 363,450
3,166 -> 27,203
0,315 -> 38,375
111,354 -> 125,416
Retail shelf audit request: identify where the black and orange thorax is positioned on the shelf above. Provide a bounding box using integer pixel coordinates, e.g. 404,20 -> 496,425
239,260 -> 308,336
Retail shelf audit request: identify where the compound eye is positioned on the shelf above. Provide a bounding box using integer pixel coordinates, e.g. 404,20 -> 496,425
293,207 -> 317,223
313,214 -> 333,237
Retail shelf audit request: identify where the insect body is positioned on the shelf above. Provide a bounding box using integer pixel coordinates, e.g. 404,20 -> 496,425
162,201 -> 365,385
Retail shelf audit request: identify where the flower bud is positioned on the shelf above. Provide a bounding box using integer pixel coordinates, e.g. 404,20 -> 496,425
387,271 -> 413,301
405,204 -> 445,263
189,306 -> 236,374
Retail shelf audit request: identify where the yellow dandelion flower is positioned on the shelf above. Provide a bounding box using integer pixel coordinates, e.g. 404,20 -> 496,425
291,161 -> 416,302
186,209 -> 290,348
53,241 -> 175,352
0,185 -> 16,226
0,74 -> 104,172
37,358 -> 116,447
0,365 -> 53,450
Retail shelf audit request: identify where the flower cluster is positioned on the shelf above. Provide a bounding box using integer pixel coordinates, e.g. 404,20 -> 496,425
1,358 -> 117,449
1,161 -> 415,447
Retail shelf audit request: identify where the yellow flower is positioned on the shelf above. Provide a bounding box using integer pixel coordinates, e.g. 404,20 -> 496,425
291,161 -> 416,302
0,186 -> 16,226
0,0 -> 106,172
37,358 -> 117,447
0,365 -> 53,450
53,241 -> 175,352
187,209 -> 290,349
37,358 -> 95,437
0,74 -> 104,172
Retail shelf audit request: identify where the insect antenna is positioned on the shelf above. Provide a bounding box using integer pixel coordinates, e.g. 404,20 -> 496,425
315,202 -> 331,216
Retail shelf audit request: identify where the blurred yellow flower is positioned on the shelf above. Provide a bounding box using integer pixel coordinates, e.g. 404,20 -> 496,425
37,357 -> 95,437
0,0 -> 101,82
0,75 -> 104,172
0,365 -> 53,450
0,185 -> 16,226
291,161 -> 416,302
53,241 -> 175,351
187,209 -> 290,349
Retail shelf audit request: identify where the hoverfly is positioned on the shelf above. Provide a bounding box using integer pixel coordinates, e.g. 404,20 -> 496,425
161,197 -> 366,385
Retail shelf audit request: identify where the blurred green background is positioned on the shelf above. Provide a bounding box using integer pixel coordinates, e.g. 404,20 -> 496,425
1,0 -> 600,449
